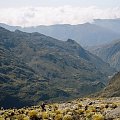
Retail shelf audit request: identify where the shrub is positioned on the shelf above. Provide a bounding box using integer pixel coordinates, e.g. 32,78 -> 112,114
78,103 -> 82,108
54,114 -> 63,120
23,116 -> 29,120
88,106 -> 96,112
49,112 -> 56,119
55,110 -> 62,114
0,118 -> 5,120
63,115 -> 73,120
92,113 -> 104,120
29,110 -> 38,118
111,103 -> 117,109
42,112 -> 49,119
16,114 -> 25,120
78,109 -> 84,114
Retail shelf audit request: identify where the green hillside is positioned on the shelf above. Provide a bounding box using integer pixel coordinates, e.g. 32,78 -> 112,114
0,27 -> 115,108
98,72 -> 120,97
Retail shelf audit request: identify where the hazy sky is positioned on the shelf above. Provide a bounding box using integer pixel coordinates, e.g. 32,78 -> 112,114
0,0 -> 120,26
0,0 -> 120,8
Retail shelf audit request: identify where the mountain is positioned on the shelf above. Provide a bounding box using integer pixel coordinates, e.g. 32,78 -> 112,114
97,72 -> 120,97
0,27 -> 115,108
0,21 -> 120,46
93,18 -> 120,34
0,28 -> 73,108
0,23 -> 21,31
89,39 -> 120,71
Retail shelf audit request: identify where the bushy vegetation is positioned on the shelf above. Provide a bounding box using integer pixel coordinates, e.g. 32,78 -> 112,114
0,98 -> 120,120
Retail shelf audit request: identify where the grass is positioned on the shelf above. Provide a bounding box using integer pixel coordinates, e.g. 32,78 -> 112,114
0,97 -> 120,120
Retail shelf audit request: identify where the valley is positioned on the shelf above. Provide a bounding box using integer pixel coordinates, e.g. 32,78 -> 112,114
0,19 -> 120,119
0,27 -> 114,108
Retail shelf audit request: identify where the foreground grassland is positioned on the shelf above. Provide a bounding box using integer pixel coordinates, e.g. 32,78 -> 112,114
0,97 -> 120,120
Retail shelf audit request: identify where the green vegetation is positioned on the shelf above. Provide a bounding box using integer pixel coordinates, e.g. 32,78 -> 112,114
97,72 -> 120,97
0,98 -> 120,120
0,27 -> 116,108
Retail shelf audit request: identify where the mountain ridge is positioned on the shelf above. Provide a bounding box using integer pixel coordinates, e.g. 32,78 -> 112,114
1,20 -> 120,46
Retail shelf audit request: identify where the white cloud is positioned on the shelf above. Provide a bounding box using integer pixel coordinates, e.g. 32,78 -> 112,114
0,6 -> 120,27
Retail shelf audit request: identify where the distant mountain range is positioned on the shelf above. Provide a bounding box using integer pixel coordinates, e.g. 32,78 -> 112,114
93,18 -> 120,34
89,39 -> 120,71
1,18 -> 120,46
0,27 -> 115,108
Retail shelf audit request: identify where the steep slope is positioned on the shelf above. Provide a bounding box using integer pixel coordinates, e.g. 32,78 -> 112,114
0,27 -> 70,108
0,41 -> 72,108
1,22 -> 120,46
98,72 -> 120,97
0,45 -> 42,108
89,40 -> 120,71
0,27 -> 115,108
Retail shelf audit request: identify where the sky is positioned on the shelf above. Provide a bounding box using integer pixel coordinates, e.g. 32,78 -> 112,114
0,0 -> 120,26
0,0 -> 120,8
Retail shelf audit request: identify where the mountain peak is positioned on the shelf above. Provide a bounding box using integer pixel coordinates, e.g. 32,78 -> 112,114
15,29 -> 25,33
66,39 -> 78,44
